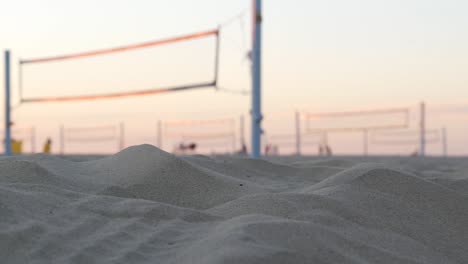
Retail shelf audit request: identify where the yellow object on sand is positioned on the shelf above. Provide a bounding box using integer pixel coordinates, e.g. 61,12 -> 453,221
12,140 -> 22,154
43,142 -> 51,154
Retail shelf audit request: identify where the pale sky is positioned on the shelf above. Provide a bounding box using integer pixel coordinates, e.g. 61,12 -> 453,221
1,0 -> 467,155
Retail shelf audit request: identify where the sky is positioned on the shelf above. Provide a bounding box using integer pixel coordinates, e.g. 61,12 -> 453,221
0,0 -> 467,155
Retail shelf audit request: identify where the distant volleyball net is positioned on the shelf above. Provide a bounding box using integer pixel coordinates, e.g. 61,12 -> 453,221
262,108 -> 410,155
264,112 -> 322,155
18,29 -> 220,104
159,118 -> 238,154
304,108 -> 410,133
371,129 -> 440,145
59,123 -> 124,154
370,128 -> 446,156
301,107 -> 410,155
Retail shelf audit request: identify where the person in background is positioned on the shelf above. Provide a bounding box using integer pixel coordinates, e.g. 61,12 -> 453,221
43,138 -> 52,154
238,143 -> 248,155
325,144 -> 333,156
318,145 -> 324,156
188,142 -> 197,152
319,143 -> 333,157
174,142 -> 197,154
264,144 -> 271,156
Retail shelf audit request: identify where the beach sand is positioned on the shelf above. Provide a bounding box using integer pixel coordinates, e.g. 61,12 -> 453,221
1,144 -> 468,263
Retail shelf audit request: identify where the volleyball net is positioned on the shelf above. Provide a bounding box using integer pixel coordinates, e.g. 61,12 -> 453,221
59,123 -> 124,154
299,107 -> 410,155
304,108 -> 410,133
18,29 -> 220,104
262,112 -> 324,155
369,127 -> 447,156
160,118 -> 237,154
370,129 -> 440,146
263,108 -> 409,155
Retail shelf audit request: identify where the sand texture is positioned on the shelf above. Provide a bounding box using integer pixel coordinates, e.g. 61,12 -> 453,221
1,145 -> 468,263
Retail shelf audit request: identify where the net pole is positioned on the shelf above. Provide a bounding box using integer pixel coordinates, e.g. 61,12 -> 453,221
214,27 -> 220,88
420,101 -> 426,157
251,0 -> 262,158
119,122 -> 125,151
157,120 -> 162,148
442,127 -> 447,157
163,122 -> 168,150
4,50 -> 12,156
18,60 -> 23,102
295,111 -> 301,156
240,115 -> 245,147
231,119 -> 236,152
232,134 -> 236,153
59,124 -> 64,155
31,127 -> 36,153
363,129 -> 368,156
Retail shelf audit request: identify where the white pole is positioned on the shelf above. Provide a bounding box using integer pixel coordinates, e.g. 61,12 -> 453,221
4,50 -> 12,156
157,120 -> 162,148
240,115 -> 245,147
251,0 -> 262,158
18,60 -> 23,102
420,102 -> 426,157
59,124 -> 64,155
295,111 -> 301,156
119,122 -> 125,151
363,129 -> 368,156
442,127 -> 447,157
31,127 -> 36,153
231,119 -> 236,152
214,26 -> 221,88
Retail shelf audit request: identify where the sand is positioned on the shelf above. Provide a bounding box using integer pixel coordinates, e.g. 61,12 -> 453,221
1,145 -> 468,263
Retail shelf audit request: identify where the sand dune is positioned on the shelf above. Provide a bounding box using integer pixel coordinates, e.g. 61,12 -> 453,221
1,145 -> 468,263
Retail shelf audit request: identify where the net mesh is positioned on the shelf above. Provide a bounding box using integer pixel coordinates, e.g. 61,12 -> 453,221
305,108 -> 409,132
371,129 -> 441,145
61,124 -> 123,154
19,29 -> 219,103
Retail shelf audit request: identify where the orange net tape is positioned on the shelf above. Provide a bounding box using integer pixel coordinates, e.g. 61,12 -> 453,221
20,29 -> 218,64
